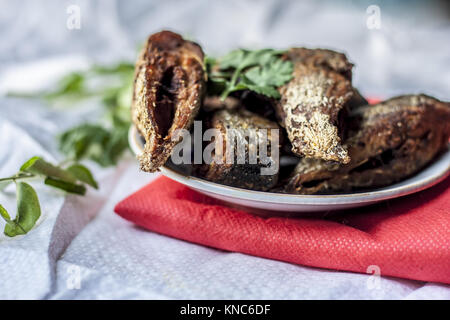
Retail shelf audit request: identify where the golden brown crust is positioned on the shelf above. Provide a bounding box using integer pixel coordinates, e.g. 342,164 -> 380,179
285,94 -> 450,194
278,48 -> 354,163
202,96 -> 241,112
132,31 -> 206,172
196,109 -> 281,191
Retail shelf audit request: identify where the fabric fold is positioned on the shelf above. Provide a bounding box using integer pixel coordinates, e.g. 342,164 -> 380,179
115,176 -> 450,284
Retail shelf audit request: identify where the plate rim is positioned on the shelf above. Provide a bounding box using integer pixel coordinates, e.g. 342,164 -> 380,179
128,125 -> 450,205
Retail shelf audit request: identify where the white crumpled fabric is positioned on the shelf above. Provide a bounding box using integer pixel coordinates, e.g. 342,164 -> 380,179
0,0 -> 449,299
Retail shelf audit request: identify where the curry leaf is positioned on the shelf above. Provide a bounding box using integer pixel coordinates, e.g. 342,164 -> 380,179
91,62 -> 134,76
44,177 -> 86,195
9,60 -> 134,167
66,164 -> 98,189
43,72 -> 86,102
1,157 -> 98,237
58,124 -> 129,167
20,156 -> 77,183
4,182 -> 41,237
59,124 -> 110,162
0,204 -> 11,222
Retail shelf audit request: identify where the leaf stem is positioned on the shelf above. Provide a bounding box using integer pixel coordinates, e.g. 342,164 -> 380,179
0,173 -> 35,183
230,67 -> 242,87
220,67 -> 242,100
12,221 -> 27,235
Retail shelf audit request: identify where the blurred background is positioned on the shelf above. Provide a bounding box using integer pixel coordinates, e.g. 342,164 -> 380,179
1,0 -> 449,99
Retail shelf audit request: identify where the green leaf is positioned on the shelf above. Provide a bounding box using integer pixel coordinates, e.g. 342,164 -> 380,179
219,82 -> 249,100
7,60 -> 135,168
101,127 -> 129,164
0,180 -> 13,191
238,49 -> 277,70
59,123 -> 129,167
206,78 -> 227,96
19,157 -> 96,191
66,164 -> 98,189
244,58 -> 293,87
116,82 -> 133,110
219,48 -> 286,71
20,157 -> 77,183
91,62 -> 134,76
44,72 -> 86,100
212,48 -> 292,100
4,182 -> 41,237
0,204 -> 11,222
44,177 -> 86,195
19,156 -> 41,171
244,84 -> 281,99
9,60 -> 134,109
219,49 -> 247,70
59,124 -> 110,161
204,56 -> 218,73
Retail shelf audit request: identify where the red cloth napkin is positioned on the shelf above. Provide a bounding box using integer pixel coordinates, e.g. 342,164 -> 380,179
115,176 -> 450,284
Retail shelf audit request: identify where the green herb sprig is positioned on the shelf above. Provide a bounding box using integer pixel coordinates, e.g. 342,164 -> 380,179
0,156 -> 97,237
54,62 -> 134,167
9,62 -> 135,167
206,48 -> 294,100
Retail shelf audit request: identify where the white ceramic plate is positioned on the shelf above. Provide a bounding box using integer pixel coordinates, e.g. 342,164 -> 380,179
129,125 -> 450,213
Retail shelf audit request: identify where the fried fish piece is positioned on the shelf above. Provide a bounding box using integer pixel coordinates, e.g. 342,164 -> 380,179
277,48 -> 354,164
346,88 -> 368,111
202,96 -> 241,112
285,94 -> 450,194
132,30 -> 206,172
196,109 -> 281,191
337,88 -> 369,142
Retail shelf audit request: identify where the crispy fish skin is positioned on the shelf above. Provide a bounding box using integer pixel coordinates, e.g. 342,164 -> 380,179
285,94 -> 450,194
132,31 -> 205,172
278,48 -> 354,164
197,109 -> 281,191
346,88 -> 368,111
202,96 -> 241,112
